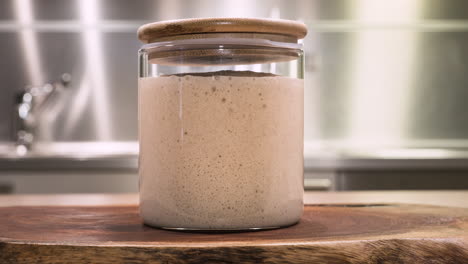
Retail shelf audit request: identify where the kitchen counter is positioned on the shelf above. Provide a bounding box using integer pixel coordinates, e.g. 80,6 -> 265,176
0,191 -> 466,207
3,141 -> 468,171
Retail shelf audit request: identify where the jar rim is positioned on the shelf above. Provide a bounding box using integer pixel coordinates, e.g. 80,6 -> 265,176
138,18 -> 308,44
140,37 -> 303,52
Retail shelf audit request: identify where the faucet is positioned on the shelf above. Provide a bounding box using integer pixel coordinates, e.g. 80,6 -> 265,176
14,73 -> 71,155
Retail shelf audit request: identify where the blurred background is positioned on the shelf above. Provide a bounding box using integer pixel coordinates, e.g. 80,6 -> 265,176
1,0 -> 468,193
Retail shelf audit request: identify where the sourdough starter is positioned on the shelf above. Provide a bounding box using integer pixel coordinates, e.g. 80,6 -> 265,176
139,71 -> 304,229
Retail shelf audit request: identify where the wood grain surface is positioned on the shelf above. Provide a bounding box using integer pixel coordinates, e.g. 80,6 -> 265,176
1,204 -> 467,263
137,18 -> 307,43
1,191 -> 467,208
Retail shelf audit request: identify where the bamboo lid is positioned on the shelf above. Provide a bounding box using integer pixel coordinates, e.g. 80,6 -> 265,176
138,18 -> 307,44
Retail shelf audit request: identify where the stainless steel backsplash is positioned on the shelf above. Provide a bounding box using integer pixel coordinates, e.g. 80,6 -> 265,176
1,0 -> 468,148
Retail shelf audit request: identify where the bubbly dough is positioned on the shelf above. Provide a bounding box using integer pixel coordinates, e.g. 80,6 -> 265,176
139,71 -> 304,229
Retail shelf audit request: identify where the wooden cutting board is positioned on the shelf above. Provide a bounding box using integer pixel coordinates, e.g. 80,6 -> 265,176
1,204 -> 467,264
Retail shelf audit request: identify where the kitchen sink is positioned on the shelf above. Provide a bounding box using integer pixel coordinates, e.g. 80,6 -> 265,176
0,141 -> 138,170
0,141 -> 139,194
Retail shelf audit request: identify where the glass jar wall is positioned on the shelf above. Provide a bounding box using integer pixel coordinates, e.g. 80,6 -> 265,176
138,18 -> 307,230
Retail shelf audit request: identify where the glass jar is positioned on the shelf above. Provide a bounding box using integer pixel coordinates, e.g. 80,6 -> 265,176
137,18 -> 307,231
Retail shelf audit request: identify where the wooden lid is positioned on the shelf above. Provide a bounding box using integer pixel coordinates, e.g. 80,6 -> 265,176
138,18 -> 307,44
